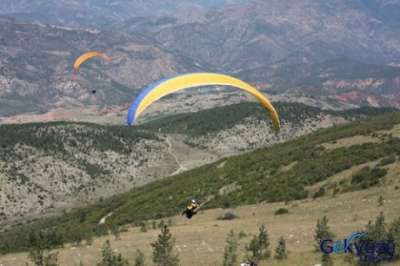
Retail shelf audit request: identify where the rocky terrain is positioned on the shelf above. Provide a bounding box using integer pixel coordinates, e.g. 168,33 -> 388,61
0,123 -> 169,222
189,114 -> 346,156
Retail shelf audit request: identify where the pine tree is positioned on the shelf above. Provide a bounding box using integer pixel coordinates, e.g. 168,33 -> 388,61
389,218 -> 400,260
359,212 -> 390,265
110,225 -> 121,240
223,230 -> 238,266
378,196 -> 384,206
245,235 -> 260,262
151,226 -> 179,266
158,220 -> 165,229
97,240 -> 129,266
321,253 -> 333,266
343,252 -> 356,265
314,216 -> 335,251
134,249 -> 145,266
245,225 -> 271,262
27,231 -> 59,266
258,225 -> 271,259
274,237 -> 287,260
367,212 -> 387,241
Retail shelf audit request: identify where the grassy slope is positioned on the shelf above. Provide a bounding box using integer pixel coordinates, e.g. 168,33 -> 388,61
0,111 -> 399,254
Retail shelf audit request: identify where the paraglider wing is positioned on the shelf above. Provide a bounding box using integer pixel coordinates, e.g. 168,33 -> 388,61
73,51 -> 112,71
127,73 -> 280,130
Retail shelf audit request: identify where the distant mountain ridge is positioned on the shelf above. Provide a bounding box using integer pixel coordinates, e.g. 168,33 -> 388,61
0,17 -> 202,116
0,0 -> 399,118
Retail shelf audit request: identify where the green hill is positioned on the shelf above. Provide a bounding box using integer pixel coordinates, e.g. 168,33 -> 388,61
1,110 -> 399,254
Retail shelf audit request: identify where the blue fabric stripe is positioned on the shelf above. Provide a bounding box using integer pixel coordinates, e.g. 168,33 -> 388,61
127,78 -> 169,125
127,73 -> 218,125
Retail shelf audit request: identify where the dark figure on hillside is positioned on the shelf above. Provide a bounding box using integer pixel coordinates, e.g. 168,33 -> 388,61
181,199 -> 200,219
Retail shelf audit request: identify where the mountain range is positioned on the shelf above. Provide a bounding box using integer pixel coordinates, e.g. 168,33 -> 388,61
0,0 -> 399,119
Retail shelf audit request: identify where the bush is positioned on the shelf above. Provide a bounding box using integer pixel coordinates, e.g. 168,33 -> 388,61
238,231 -> 247,239
274,208 -> 289,215
351,166 -> 387,189
140,222 -> 147,232
351,166 -> 371,184
217,212 -> 239,221
312,187 -> 326,199
378,155 -> 396,166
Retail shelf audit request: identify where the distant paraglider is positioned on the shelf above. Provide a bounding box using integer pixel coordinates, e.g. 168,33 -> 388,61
73,51 -> 112,71
127,73 -> 281,130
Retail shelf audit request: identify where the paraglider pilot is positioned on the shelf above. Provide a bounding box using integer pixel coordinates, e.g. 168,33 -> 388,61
182,199 -> 200,219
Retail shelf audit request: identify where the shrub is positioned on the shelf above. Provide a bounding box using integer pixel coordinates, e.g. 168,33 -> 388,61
140,222 -> 147,232
238,231 -> 247,239
217,212 -> 239,220
312,187 -> 326,199
378,155 -> 396,166
351,166 -> 387,189
274,208 -> 289,215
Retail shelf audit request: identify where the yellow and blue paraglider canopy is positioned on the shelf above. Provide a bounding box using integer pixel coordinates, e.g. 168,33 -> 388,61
73,51 -> 112,71
127,73 -> 280,130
